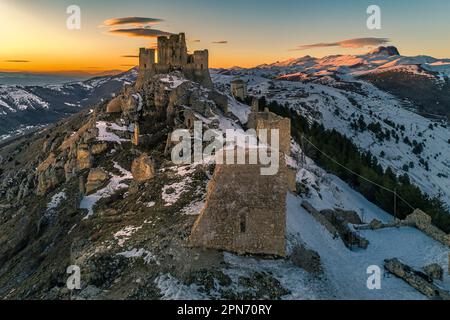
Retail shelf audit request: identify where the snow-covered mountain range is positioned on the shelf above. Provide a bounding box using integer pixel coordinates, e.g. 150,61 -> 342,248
212,47 -> 450,207
0,68 -> 137,138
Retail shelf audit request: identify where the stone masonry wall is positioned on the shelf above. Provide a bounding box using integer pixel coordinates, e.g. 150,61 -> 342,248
189,150 -> 289,256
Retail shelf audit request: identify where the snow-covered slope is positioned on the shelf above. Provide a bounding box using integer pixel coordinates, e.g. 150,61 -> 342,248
255,47 -> 450,79
211,48 -> 450,207
156,141 -> 450,300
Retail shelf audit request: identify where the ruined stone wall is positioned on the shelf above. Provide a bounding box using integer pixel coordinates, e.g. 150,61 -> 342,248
189,150 -> 289,256
157,33 -> 188,67
404,209 -> 450,246
138,33 -> 213,88
139,48 -> 156,70
231,81 -> 247,100
184,50 -> 212,88
248,111 -> 291,155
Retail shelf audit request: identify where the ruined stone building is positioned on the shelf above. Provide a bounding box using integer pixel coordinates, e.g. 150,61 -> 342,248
230,79 -> 247,100
189,149 -> 290,257
106,32 -> 294,257
247,98 -> 291,155
189,99 -> 295,257
138,33 -> 213,88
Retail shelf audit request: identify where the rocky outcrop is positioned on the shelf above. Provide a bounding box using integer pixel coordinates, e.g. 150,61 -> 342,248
207,91 -> 228,114
91,143 -> 108,155
37,153 -> 56,174
77,144 -> 92,170
106,96 -> 122,113
369,46 -> 400,56
404,209 -> 450,247
423,263 -> 444,281
36,152 -> 66,196
290,244 -> 323,275
384,258 -> 450,300
37,161 -> 65,196
85,168 -> 110,194
131,154 -> 155,183
64,158 -> 77,181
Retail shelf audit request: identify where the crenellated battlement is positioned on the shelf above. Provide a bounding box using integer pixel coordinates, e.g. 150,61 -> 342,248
138,33 -> 212,88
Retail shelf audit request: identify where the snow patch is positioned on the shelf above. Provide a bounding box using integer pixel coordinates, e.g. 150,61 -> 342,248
117,248 -> 157,264
155,274 -> 206,300
114,226 -> 142,247
162,178 -> 192,207
47,191 -> 67,210
96,121 -> 129,143
80,162 -> 132,218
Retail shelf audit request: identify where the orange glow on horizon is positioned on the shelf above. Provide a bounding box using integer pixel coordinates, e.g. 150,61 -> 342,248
2,1 -> 450,74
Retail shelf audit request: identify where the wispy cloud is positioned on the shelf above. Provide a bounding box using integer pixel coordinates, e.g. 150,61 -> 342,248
103,16 -> 172,39
108,28 -> 172,38
212,40 -> 228,44
292,37 -> 390,50
103,17 -> 164,27
191,39 -> 201,43
4,60 -> 30,63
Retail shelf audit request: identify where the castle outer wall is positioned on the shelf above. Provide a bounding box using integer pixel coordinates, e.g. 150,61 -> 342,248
138,33 -> 213,88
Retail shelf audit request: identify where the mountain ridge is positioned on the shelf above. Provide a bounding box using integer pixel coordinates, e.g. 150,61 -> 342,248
0,68 -> 138,138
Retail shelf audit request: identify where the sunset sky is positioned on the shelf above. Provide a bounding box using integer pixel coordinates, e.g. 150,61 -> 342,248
1,0 -> 449,74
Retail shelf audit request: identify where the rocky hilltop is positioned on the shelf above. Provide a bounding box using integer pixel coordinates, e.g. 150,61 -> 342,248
1,38 -> 450,300
0,31 -> 297,298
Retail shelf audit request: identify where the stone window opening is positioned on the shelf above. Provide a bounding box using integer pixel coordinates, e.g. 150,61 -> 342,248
239,211 -> 246,233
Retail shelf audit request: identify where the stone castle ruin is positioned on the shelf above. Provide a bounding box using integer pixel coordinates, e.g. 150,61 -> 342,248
230,78 -> 247,100
189,98 -> 295,257
247,98 -> 291,155
189,149 -> 292,257
105,32 -> 294,257
138,33 -> 213,88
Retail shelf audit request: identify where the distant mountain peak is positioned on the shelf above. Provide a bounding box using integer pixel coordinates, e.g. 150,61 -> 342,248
369,46 -> 400,56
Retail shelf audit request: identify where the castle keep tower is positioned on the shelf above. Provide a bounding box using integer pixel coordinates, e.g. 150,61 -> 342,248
231,79 -> 247,101
138,33 -> 213,88
247,98 -> 291,155
139,48 -> 156,70
157,33 -> 188,67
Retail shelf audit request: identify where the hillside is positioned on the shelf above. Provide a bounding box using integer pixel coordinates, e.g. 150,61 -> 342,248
0,64 -> 449,300
212,47 -> 450,209
1,40 -> 450,300
0,69 -> 137,138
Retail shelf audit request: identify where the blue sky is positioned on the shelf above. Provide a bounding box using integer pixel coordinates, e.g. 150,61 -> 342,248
1,0 -> 449,71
